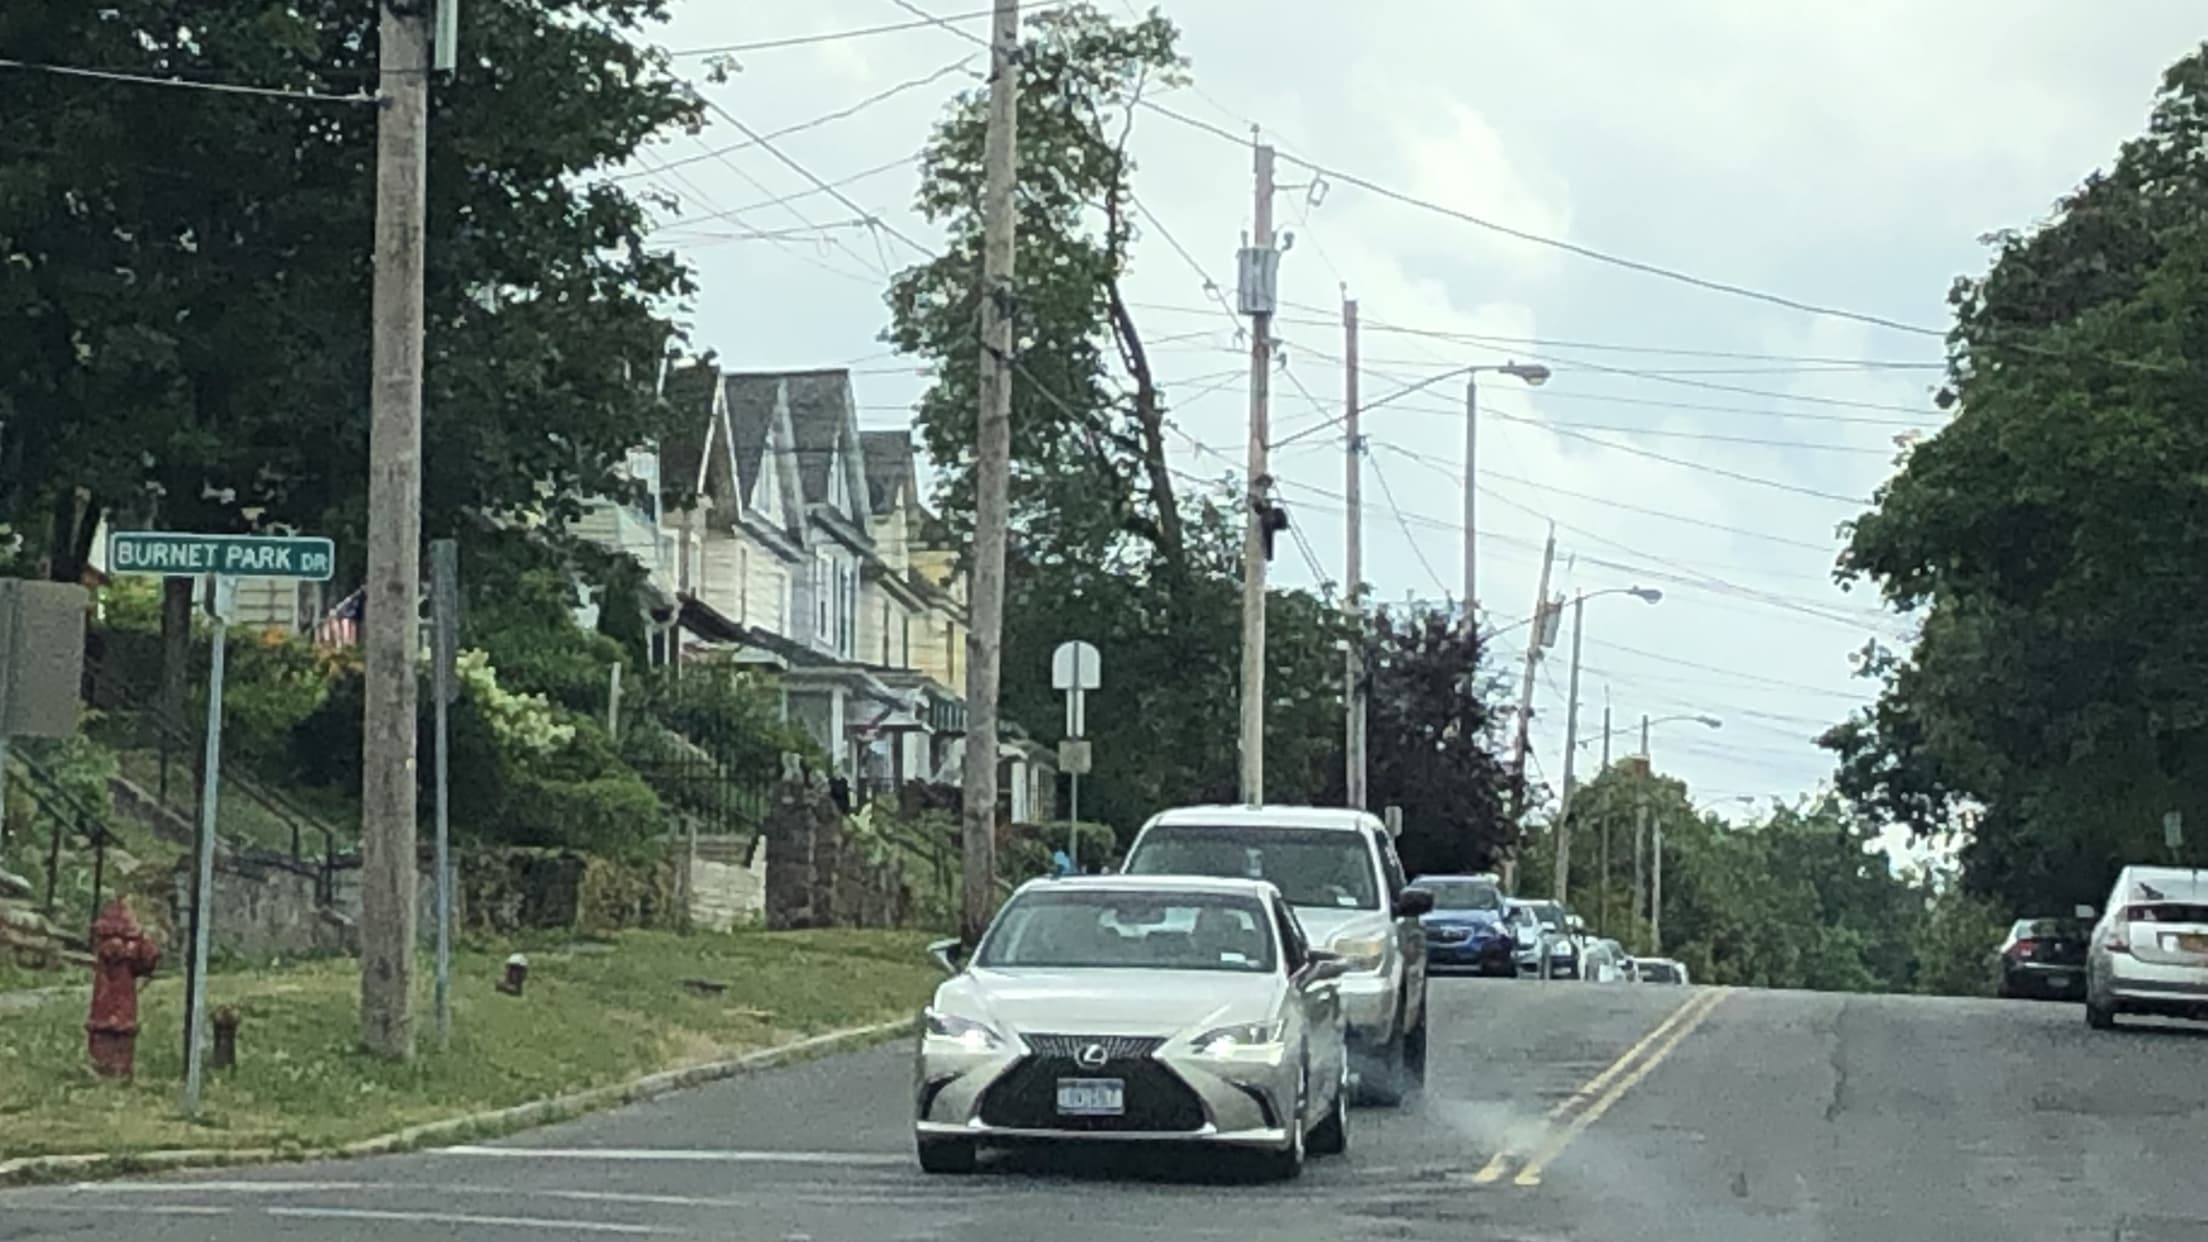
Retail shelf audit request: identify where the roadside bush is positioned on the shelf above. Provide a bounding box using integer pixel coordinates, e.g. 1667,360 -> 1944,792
502,770 -> 664,856
1912,886 -> 2009,997
212,630 -> 330,764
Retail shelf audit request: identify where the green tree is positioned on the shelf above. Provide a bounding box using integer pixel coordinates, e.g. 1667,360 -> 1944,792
1361,606 -> 1515,876
886,3 -> 1351,831
0,0 -> 700,580
1826,43 -> 2208,914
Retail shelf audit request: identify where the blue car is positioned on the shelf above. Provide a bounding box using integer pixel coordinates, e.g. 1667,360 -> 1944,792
1408,874 -> 1516,976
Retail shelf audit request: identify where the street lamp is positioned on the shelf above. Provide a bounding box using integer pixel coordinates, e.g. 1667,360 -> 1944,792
1554,585 -> 1660,907
1463,362 -> 1550,616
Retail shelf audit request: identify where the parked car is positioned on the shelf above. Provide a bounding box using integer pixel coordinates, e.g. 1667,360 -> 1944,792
1584,938 -> 1633,983
1407,873 -> 1516,977
1995,916 -> 2089,1000
1636,957 -> 1690,985
1502,901 -> 1546,976
1513,899 -> 1587,979
2085,865 -> 2208,1030
1122,805 -> 1431,1105
914,875 -> 1351,1178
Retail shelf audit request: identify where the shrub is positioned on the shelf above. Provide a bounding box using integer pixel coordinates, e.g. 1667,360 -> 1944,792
502,770 -> 665,856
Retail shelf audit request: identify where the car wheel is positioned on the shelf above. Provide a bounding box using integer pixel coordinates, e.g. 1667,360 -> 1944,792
1254,1067 -> 1309,1180
916,1136 -> 978,1175
2085,996 -> 2117,1030
1402,1003 -> 1428,1091
1308,1055 -> 1350,1157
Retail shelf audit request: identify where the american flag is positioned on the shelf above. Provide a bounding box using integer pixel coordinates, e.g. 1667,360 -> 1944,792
316,588 -> 364,648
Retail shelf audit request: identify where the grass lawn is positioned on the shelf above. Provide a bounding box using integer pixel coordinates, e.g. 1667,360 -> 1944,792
0,928 -> 941,1161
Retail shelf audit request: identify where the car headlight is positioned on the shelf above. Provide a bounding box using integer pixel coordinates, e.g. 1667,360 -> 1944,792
1193,1020 -> 1285,1057
1331,934 -> 1390,973
922,1008 -> 1003,1052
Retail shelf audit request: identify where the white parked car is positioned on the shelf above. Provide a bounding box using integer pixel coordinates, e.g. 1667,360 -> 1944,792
2084,865 -> 2208,1030
1635,957 -> 1690,985
914,875 -> 1352,1179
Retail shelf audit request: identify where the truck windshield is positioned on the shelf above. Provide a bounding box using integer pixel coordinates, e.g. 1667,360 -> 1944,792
1125,825 -> 1380,911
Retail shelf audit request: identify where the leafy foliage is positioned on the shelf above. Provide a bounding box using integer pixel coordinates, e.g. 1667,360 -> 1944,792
1360,607 -> 1515,876
886,4 -> 1365,834
0,0 -> 701,578
1826,44 -> 2208,913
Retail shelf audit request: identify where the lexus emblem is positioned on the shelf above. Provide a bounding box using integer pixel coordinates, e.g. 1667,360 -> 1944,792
1075,1042 -> 1109,1069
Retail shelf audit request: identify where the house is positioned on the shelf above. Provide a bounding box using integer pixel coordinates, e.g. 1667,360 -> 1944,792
590,362 -> 1055,820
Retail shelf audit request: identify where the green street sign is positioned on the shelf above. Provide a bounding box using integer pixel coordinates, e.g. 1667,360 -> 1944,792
108,532 -> 335,582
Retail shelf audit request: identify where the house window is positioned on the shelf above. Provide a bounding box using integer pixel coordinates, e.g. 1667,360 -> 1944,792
815,550 -> 834,643
881,600 -> 892,665
839,565 -> 856,657
900,614 -> 911,668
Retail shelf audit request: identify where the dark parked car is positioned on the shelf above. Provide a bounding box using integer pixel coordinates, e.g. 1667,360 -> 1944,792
1997,916 -> 2088,1000
1409,874 -> 1516,976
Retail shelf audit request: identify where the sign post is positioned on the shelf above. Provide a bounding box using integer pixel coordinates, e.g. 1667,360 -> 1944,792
1050,641 -> 1101,871
2165,810 -> 2184,864
106,531 -> 333,1116
429,539 -> 459,1049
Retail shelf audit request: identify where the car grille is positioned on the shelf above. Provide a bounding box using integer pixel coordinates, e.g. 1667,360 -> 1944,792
1020,1033 -> 1167,1060
979,1050 -> 1206,1133
1428,927 -> 1471,943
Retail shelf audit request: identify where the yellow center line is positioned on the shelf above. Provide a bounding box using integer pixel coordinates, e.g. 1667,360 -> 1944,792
1467,987 -> 1714,1185
1511,987 -> 1730,1186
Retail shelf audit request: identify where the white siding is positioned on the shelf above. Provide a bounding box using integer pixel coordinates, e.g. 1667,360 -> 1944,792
744,543 -> 791,636
696,528 -> 746,624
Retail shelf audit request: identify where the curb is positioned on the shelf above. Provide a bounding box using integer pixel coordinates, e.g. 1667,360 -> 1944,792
0,1014 -> 916,1187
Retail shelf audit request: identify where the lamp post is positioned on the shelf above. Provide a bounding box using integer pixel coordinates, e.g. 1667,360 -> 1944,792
1461,362 -> 1549,617
1554,585 -> 1660,907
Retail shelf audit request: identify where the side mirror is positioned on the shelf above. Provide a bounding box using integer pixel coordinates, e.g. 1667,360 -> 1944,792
927,937 -> 967,976
1395,889 -> 1435,918
1303,949 -> 1350,983
2075,904 -> 2097,920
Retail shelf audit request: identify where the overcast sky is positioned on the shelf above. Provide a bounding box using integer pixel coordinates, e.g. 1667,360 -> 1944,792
623,1 -> 2204,823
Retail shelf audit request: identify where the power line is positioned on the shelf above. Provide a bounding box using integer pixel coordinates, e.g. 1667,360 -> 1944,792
665,4 -> 1067,58
1132,300 -> 1940,370
614,58 -> 975,183
648,152 -> 919,238
0,56 -> 378,104
689,95 -> 935,259
1365,453 -> 1449,598
1132,100 -> 1946,339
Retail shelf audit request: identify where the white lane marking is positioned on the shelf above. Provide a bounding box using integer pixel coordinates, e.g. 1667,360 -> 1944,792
80,1179 -> 828,1209
436,1145 -> 908,1165
267,1206 -> 671,1234
11,1204 -> 231,1217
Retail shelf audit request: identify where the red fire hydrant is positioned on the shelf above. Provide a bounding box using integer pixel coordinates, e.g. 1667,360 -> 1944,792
87,898 -> 160,1079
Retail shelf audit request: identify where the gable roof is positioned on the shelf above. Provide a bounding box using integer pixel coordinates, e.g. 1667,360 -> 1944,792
656,363 -> 720,502
859,430 -> 917,516
725,368 -> 868,522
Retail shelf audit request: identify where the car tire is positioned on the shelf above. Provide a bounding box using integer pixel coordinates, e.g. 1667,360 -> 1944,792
1307,1055 -> 1350,1157
1255,1069 -> 1309,1181
1402,1001 -> 1428,1092
2085,996 -> 2116,1030
916,1137 -> 978,1175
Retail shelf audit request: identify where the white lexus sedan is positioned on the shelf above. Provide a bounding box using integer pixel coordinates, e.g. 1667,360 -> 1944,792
912,875 -> 1351,1180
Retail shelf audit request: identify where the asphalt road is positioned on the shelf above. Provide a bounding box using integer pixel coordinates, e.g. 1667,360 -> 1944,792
8,978 -> 2208,1240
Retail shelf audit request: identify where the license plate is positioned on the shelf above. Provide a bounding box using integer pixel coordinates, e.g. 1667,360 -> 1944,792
1055,1078 -> 1124,1116
2048,974 -> 2076,990
2177,934 -> 2208,954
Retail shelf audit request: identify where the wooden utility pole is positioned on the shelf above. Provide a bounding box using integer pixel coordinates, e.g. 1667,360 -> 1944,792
1555,591 -> 1585,906
1342,294 -> 1365,809
1236,141 -> 1277,805
960,0 -> 1019,947
360,0 -> 430,1058
1503,524 -> 1555,893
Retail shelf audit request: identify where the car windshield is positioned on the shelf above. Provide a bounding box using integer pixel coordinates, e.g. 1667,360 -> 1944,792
1413,879 -> 1501,912
1125,825 -> 1379,910
1522,901 -> 1564,928
1641,962 -> 1680,982
974,889 -> 1278,973
2016,918 -> 2084,940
